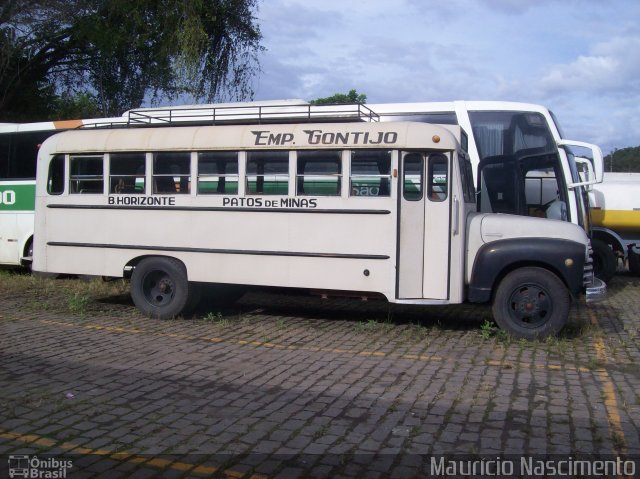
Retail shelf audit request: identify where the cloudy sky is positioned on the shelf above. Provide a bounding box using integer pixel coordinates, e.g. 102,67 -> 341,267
251,0 -> 640,154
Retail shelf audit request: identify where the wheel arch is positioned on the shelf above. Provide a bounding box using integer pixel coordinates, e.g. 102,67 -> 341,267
22,235 -> 34,257
488,260 -> 569,302
592,227 -> 625,256
124,254 -> 187,279
468,238 -> 585,303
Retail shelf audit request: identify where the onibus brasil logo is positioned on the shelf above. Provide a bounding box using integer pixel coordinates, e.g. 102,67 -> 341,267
8,455 -> 72,478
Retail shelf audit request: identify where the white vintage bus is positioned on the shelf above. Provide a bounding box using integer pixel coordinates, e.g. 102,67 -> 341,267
118,100 -> 612,280
34,120 -> 605,339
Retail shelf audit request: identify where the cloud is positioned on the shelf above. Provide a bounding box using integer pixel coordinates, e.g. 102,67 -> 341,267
478,0 -> 601,14
479,0 -> 548,14
540,36 -> 640,96
251,0 -> 640,149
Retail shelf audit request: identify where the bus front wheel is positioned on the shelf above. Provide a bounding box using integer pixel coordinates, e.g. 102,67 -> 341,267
492,267 -> 569,340
131,257 -> 190,319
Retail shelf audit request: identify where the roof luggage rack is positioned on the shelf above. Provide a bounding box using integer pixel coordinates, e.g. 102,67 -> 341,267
81,101 -> 379,129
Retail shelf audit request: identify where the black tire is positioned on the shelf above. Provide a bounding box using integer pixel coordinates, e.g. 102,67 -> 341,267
24,238 -> 34,271
629,247 -> 640,276
592,238 -> 616,283
492,267 -> 570,340
130,257 -> 190,319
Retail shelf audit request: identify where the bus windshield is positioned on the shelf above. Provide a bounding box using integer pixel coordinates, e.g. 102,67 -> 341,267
469,110 -> 571,223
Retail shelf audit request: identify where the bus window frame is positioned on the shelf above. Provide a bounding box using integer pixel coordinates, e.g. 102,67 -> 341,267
246,150 -> 290,196
109,152 -> 147,195
152,151 -> 191,195
197,151 -> 240,195
47,154 -> 66,195
403,153 -> 424,201
69,154 -> 104,195
428,153 -> 449,202
296,149 -> 342,197
350,149 -> 392,198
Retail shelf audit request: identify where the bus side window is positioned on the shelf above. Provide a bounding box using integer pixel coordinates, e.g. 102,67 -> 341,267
428,154 -> 448,202
153,152 -> 190,194
350,150 -> 391,197
70,155 -> 104,194
110,153 -> 146,194
47,155 -> 65,195
0,133 -> 9,179
246,151 -> 289,195
11,131 -> 52,179
403,153 -> 423,201
297,150 -> 341,196
198,151 -> 239,194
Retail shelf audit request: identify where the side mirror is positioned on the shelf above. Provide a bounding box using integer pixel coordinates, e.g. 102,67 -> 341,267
568,156 -> 596,189
557,139 -> 604,183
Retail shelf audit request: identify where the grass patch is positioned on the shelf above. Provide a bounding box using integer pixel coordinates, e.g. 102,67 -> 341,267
204,311 -> 231,327
611,431 -> 626,451
353,317 -> 397,334
480,319 -> 495,340
67,292 -> 91,314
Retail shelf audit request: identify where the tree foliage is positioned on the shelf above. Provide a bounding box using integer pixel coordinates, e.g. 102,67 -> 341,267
604,146 -> 640,172
0,0 -> 262,120
310,89 -> 367,105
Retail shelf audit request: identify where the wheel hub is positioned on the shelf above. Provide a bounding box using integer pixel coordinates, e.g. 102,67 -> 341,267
143,272 -> 175,306
509,285 -> 550,327
158,278 -> 173,294
520,297 -> 538,314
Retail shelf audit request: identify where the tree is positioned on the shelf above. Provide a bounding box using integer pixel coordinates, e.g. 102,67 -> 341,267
0,0 -> 263,120
310,89 -> 367,105
604,146 -> 640,172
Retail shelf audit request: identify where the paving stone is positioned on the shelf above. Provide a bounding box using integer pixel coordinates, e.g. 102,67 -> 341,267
1,276 -> 638,477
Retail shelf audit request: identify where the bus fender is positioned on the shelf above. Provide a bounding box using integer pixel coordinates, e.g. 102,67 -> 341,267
468,238 -> 586,303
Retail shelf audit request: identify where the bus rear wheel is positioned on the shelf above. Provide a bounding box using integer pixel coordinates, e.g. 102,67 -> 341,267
131,257 -> 190,319
492,267 -> 569,340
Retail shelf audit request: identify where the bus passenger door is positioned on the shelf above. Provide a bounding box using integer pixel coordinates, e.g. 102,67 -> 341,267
398,152 -> 451,300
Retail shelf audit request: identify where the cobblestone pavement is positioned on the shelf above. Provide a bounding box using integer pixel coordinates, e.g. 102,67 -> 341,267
0,274 -> 639,478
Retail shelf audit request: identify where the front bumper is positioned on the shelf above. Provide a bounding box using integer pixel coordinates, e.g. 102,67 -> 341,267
585,277 -> 607,303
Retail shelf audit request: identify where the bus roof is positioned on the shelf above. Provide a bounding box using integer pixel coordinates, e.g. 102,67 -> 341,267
369,100 -> 551,115
0,117 -> 127,134
41,121 -> 463,155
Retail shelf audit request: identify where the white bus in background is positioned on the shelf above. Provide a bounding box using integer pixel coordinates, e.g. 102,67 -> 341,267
34,120 -> 605,339
0,117 -> 125,267
368,101 -> 615,281
0,120 -> 83,267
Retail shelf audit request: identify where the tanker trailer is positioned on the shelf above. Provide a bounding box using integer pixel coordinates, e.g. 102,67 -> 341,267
589,172 -> 640,279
